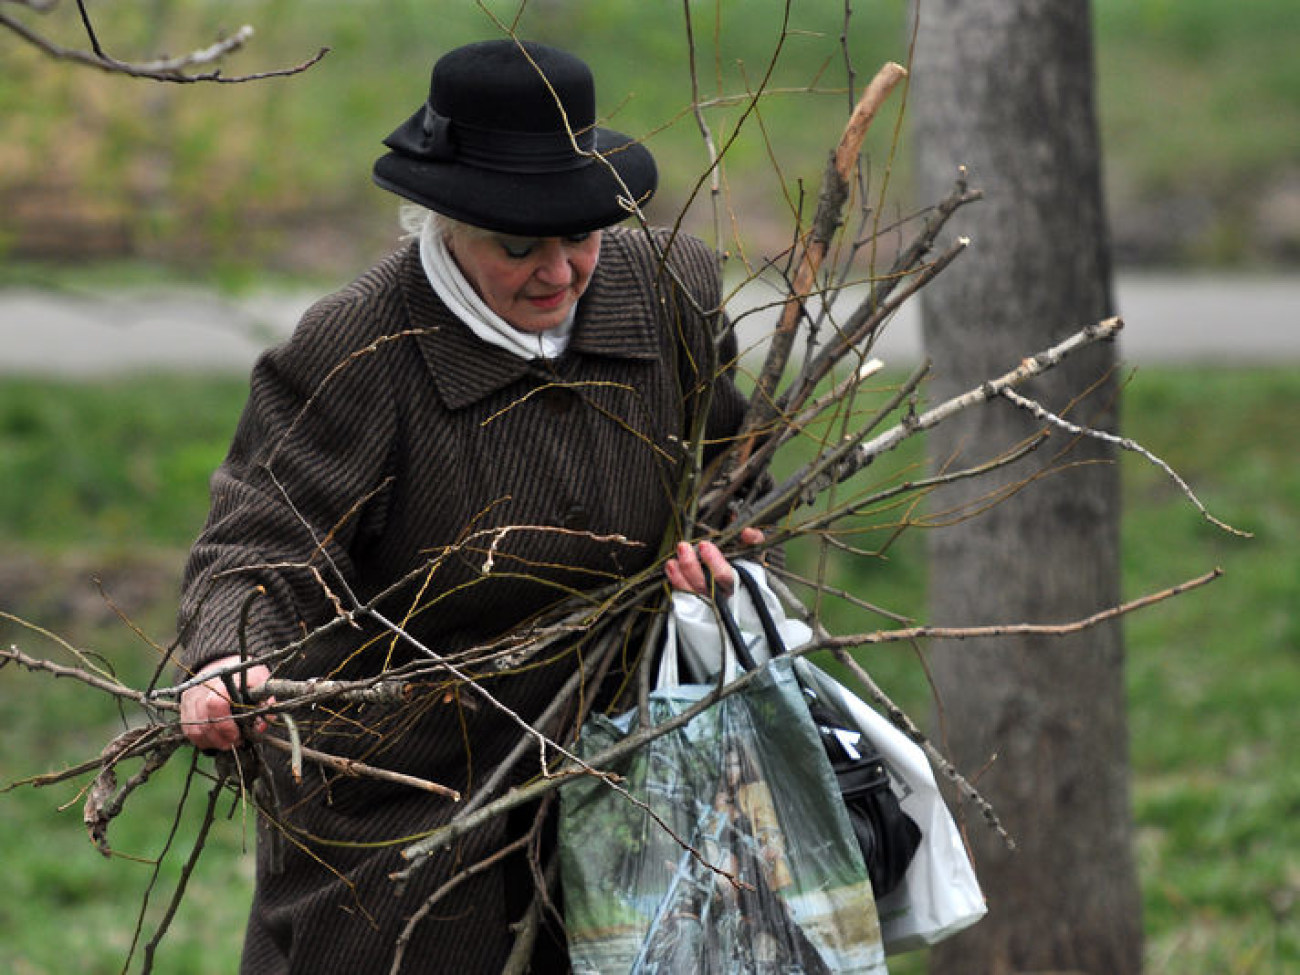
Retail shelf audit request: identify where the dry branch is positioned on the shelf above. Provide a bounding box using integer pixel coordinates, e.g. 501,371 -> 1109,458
733,61 -> 908,466
1,637 -> 173,710
253,732 -> 462,801
999,386 -> 1252,538
700,174 -> 983,525
741,316 -> 1124,527
0,1 -> 327,82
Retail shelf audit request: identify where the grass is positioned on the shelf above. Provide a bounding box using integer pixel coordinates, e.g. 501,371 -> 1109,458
1118,369 -> 1300,971
1,365 -> 1296,972
0,376 -> 248,551
0,377 -> 255,973
1095,0 -> 1300,192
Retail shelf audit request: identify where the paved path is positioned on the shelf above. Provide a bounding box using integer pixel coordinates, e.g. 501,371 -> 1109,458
1,273 -> 1295,376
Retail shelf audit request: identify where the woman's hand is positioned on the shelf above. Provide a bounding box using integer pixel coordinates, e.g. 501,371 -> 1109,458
179,655 -> 272,752
664,527 -> 764,596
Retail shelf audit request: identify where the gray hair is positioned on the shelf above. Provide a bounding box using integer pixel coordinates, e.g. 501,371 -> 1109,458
399,204 -> 492,243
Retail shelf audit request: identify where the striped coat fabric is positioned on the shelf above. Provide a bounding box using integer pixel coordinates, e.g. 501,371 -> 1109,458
177,226 -> 749,973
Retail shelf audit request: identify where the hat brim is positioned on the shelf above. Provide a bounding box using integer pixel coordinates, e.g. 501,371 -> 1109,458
372,128 -> 657,237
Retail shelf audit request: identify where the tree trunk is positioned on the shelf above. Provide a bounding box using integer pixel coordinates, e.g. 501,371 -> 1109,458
910,2 -> 1144,972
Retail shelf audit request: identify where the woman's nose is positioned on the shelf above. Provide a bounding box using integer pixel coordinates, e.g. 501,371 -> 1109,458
533,240 -> 573,285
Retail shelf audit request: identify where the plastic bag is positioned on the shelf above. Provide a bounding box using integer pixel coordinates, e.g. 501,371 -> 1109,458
560,653 -> 888,974
794,662 -> 987,953
675,562 -> 986,954
662,560 -> 801,685
806,695 -> 922,899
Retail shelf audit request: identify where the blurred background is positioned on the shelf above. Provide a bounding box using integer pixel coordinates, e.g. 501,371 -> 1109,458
1,1 -> 1296,973
2,1 -> 1297,273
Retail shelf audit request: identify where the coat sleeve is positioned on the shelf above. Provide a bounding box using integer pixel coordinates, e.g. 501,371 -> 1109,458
176,283 -> 399,679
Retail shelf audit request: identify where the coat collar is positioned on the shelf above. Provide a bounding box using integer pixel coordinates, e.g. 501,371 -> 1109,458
399,233 -> 663,410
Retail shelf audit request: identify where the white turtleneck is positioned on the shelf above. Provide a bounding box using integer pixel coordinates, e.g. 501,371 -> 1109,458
419,217 -> 574,361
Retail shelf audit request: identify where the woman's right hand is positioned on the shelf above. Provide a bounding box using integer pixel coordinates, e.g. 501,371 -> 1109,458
179,655 -> 271,752
664,527 -> 765,596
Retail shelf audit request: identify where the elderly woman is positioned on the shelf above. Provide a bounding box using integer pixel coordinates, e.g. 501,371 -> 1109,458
178,39 -> 755,973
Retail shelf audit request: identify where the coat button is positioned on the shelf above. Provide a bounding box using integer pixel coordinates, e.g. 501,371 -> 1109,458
562,504 -> 591,531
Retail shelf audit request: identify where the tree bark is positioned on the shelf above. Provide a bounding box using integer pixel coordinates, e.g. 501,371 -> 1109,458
910,2 -> 1144,972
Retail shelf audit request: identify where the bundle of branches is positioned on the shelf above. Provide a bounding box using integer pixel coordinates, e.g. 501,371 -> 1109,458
0,56 -> 1239,975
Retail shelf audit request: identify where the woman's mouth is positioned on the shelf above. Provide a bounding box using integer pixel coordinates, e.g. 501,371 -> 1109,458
526,291 -> 568,311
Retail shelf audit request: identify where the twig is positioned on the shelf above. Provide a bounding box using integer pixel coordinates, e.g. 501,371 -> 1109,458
390,832 -> 532,975
500,851 -> 560,975
1,639 -> 172,709
998,386 -> 1251,538
252,732 -> 461,801
827,647 -> 1013,847
733,62 -> 909,466
681,0 -> 725,251
140,765 -> 225,974
0,9 -> 328,82
700,177 -> 981,526
816,568 -> 1223,651
744,316 -> 1125,524
84,726 -> 182,856
123,749 -> 202,975
781,232 -> 970,418
788,171 -> 982,406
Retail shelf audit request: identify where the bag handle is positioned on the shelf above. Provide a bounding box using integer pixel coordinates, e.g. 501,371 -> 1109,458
715,562 -> 787,670
733,563 -> 788,659
714,580 -> 758,671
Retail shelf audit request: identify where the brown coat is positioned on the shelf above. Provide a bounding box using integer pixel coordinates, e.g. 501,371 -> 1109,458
178,226 -> 747,973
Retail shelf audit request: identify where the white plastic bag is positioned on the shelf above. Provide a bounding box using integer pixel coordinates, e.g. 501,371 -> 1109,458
662,560 -> 807,686
793,660 -> 988,952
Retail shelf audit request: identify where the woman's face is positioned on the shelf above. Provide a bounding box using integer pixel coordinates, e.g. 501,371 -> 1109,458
447,229 -> 602,333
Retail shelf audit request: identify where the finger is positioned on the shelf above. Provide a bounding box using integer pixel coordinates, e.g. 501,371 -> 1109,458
670,541 -> 708,594
180,686 -> 214,738
663,558 -> 689,592
738,527 -> 765,546
181,684 -> 239,751
183,713 -> 230,753
696,541 -> 735,593
207,695 -> 243,749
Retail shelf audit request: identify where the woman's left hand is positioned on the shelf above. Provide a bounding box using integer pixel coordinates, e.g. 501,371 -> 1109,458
664,527 -> 764,596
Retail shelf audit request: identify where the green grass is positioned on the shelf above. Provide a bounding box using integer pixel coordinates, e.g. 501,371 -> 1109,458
1,366 -> 1297,972
1095,0 -> 1300,192
0,376 -> 248,551
1118,368 -> 1300,971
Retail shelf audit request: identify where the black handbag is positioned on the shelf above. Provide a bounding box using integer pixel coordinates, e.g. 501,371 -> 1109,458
721,565 -> 922,898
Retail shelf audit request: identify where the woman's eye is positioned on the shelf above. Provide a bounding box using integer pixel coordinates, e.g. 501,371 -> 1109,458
498,237 -> 538,259
496,233 -> 589,258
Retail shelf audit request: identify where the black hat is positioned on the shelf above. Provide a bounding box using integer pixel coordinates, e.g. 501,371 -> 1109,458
373,40 -> 658,236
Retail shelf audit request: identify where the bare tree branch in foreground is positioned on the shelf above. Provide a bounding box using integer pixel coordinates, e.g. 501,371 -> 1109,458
1,0 -> 327,82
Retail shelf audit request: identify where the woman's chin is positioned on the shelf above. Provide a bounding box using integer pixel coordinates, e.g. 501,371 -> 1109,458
510,306 -> 572,334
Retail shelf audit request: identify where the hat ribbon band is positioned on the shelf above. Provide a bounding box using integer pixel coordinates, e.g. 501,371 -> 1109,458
401,105 -> 599,174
